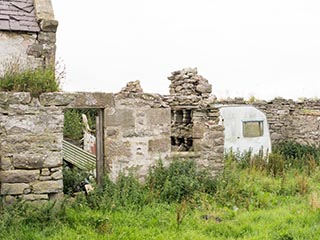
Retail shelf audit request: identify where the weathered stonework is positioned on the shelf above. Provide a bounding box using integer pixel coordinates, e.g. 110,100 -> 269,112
165,68 -> 224,176
105,81 -> 171,180
218,98 -> 320,147
0,93 -> 64,203
0,0 -> 57,75
0,92 -> 116,203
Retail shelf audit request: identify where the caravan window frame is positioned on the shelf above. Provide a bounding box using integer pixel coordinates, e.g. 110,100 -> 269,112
242,120 -> 264,138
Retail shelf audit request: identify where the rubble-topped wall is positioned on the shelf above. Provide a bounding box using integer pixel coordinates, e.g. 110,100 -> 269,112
166,68 -> 224,176
218,98 -> 320,146
168,67 -> 212,98
105,81 -> 171,180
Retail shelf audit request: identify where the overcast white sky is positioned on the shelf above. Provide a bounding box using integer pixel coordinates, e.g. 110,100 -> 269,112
51,0 -> 320,100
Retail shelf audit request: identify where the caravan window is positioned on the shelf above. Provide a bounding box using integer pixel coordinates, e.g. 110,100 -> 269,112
243,121 -> 263,138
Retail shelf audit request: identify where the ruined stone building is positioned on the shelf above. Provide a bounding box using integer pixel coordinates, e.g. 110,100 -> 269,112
0,1 -> 320,204
1,65 -> 320,204
0,0 -> 58,75
0,67 -> 226,203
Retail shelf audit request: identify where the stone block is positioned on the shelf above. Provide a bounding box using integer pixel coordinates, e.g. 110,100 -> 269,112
39,19 -> 58,32
148,138 -> 170,153
12,151 -> 62,170
193,123 -> 205,139
146,108 -> 171,126
41,168 -> 51,176
0,92 -> 31,105
38,32 -> 56,44
32,180 -> 63,194
40,92 -> 75,106
196,83 -> 212,94
0,170 -> 39,183
1,183 -> 30,195
39,176 -> 52,181
106,140 -> 132,158
43,152 -> 63,168
105,109 -> 135,128
13,153 -> 46,169
68,92 -> 114,108
23,194 -> 49,201
2,114 -> 63,135
51,170 -> 63,180
50,167 -> 61,172
1,156 -> 13,171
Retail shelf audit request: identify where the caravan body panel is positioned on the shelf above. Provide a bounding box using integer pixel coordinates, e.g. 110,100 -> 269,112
219,105 -> 271,155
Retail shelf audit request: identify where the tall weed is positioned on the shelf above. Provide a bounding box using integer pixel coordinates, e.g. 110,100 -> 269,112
0,61 -> 62,97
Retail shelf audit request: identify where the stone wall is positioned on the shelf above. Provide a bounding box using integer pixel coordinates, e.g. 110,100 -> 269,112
0,0 -> 57,75
105,81 -> 171,180
2,70 -> 319,204
218,98 -> 320,146
0,92 -> 114,203
166,68 -> 224,176
0,92 -> 64,204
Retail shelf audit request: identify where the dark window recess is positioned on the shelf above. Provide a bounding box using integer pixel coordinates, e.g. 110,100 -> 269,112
175,110 -> 183,123
171,109 -> 194,152
184,110 -> 192,124
171,137 -> 193,151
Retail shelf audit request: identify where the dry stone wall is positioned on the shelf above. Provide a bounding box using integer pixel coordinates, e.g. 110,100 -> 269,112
166,68 -> 224,176
0,92 -> 64,204
218,98 -> 320,146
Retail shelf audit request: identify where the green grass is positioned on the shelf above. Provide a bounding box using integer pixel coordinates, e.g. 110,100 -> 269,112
1,199 -> 320,239
2,149 -> 320,239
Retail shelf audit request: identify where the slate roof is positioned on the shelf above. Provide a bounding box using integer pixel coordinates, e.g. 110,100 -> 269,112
0,0 -> 40,32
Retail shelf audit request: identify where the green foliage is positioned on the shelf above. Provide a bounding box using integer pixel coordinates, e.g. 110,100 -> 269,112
63,164 -> 92,195
2,155 -> 320,239
84,172 -> 148,210
273,140 -> 320,169
0,64 -> 61,97
146,159 -> 217,203
63,109 -> 83,143
63,109 -> 97,143
267,152 -> 285,177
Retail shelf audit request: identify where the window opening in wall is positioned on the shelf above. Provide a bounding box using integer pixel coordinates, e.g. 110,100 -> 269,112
63,108 -> 104,194
171,109 -> 194,152
175,110 -> 183,123
243,120 -> 264,138
184,110 -> 192,124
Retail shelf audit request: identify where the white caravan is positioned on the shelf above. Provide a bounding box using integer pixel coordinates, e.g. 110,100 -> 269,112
218,105 -> 272,155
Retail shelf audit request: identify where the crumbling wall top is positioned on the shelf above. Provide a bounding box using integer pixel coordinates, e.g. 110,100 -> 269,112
168,67 -> 212,98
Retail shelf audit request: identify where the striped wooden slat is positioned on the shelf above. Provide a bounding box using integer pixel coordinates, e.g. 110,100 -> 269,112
63,140 -> 96,170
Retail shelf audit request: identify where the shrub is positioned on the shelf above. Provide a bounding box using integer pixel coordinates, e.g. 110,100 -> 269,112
0,63 -> 61,97
273,140 -> 320,169
146,159 -> 217,203
63,164 -> 91,195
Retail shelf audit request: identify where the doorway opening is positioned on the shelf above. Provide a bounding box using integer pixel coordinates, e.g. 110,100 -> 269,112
62,108 -> 104,195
